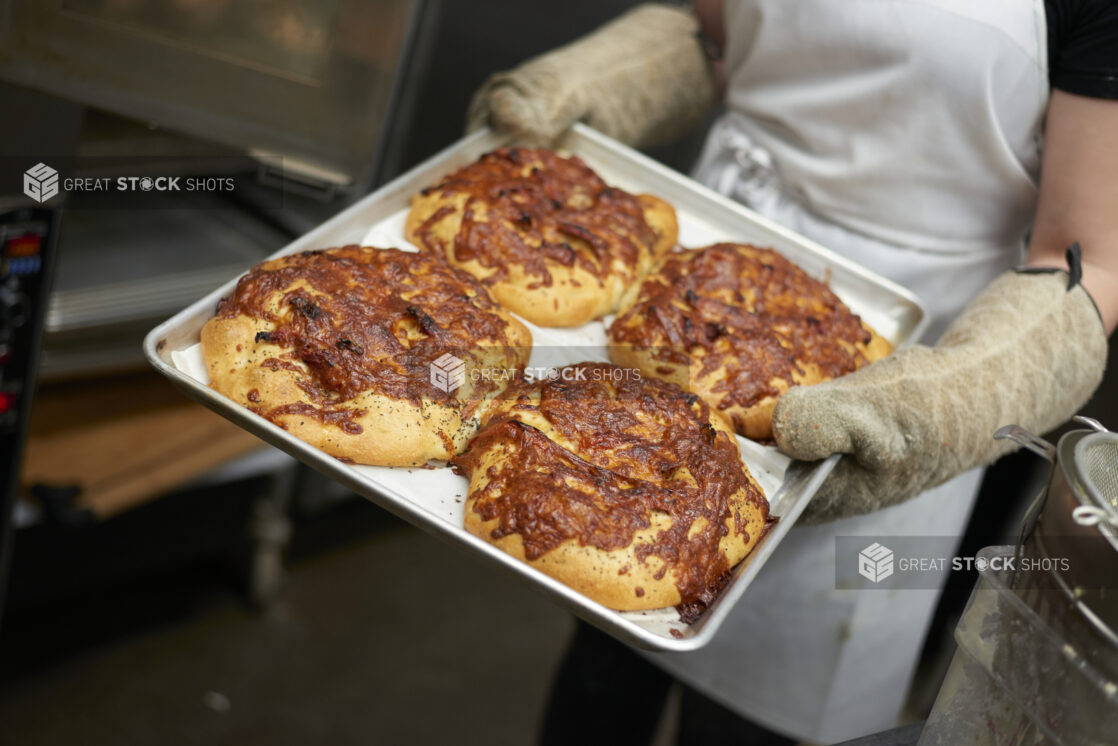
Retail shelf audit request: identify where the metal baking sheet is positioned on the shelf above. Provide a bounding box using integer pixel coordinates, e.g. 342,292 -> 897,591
143,124 -> 928,651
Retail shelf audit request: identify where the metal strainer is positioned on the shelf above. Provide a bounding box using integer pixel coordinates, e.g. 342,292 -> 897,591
1075,432 -> 1118,535
918,422 -> 1118,746
994,418 -> 1118,659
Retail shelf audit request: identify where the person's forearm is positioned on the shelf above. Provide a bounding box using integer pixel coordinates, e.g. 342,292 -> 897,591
1026,253 -> 1118,335
1079,259 -> 1118,335
1027,90 -> 1118,334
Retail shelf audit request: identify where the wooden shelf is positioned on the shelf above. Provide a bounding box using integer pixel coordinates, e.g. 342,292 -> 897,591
21,371 -> 264,519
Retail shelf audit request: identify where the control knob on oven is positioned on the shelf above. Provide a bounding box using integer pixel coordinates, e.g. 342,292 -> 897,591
0,276 -> 30,333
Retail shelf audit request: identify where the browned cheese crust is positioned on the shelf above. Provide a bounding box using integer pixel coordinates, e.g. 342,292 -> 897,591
450,363 -> 770,613
201,246 -> 532,466
405,147 -> 678,327
608,244 -> 892,440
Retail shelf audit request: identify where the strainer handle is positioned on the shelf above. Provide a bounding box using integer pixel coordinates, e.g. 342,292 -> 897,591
1072,505 -> 1118,529
1072,415 -> 1109,433
994,424 -> 1056,587
994,425 -> 1056,461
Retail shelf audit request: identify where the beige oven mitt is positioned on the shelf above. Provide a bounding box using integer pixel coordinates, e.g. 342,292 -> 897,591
466,4 -> 716,148
772,261 -> 1108,524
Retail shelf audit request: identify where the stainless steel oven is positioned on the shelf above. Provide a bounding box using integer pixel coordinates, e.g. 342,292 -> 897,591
0,0 -> 423,193
0,0 -> 423,378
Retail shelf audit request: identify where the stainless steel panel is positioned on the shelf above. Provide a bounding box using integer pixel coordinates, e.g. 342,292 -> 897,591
0,0 -> 422,190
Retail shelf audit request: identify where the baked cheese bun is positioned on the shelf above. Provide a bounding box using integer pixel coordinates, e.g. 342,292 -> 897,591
201,246 -> 531,466
405,147 -> 678,327
450,362 -> 770,613
608,243 -> 892,440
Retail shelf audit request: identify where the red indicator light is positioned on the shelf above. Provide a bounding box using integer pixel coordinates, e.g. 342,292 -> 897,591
6,234 -> 41,258
0,392 -> 15,414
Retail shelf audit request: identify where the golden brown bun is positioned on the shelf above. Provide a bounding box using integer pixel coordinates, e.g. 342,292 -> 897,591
201,247 -> 531,466
405,147 -> 677,327
451,363 -> 769,611
608,244 -> 892,440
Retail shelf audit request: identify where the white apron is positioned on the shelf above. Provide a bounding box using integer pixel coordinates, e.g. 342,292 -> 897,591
645,1 -> 1049,742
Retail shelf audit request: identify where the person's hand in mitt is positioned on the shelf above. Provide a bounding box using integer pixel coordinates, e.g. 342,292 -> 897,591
773,256 -> 1108,523
772,89 -> 1118,523
467,4 -> 718,148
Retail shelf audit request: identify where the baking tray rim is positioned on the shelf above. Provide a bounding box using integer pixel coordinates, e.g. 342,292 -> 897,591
143,123 -> 927,650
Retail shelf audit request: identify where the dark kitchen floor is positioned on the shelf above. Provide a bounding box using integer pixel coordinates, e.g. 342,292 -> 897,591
0,487 -> 575,746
